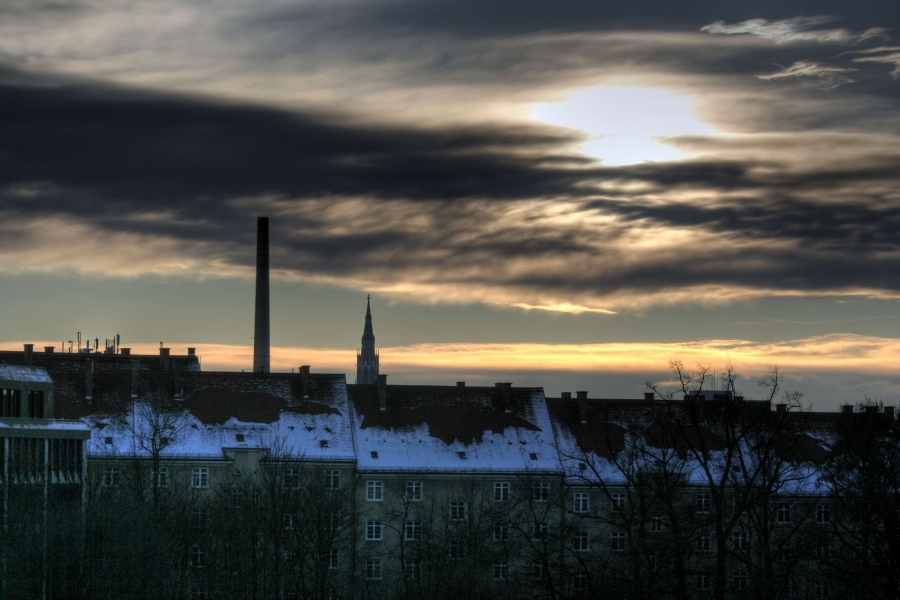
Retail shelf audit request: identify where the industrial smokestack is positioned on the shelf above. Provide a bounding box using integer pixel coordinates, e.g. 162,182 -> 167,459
253,216 -> 271,373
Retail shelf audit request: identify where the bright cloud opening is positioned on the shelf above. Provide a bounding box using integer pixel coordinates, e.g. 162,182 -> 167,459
531,86 -> 716,166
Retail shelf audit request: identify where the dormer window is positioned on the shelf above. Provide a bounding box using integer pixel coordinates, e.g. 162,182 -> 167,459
235,434 -> 245,442
458,451 -> 466,459
371,451 -> 379,459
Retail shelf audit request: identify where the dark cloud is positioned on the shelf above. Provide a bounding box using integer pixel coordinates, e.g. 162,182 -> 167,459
267,0 -> 900,39
2,66 -> 900,305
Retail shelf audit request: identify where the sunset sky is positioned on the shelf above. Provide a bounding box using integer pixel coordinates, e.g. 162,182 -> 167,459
2,0 -> 899,408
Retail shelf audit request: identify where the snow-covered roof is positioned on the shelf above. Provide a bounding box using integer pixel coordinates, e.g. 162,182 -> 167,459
60,372 -> 355,461
548,396 -> 835,489
348,384 -> 562,473
0,364 -> 53,384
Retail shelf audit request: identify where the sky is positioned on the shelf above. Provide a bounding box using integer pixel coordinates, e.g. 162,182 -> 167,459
1,0 -> 899,409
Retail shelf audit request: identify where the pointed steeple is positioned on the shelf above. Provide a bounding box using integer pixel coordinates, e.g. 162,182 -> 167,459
356,295 -> 379,384
363,294 -> 375,340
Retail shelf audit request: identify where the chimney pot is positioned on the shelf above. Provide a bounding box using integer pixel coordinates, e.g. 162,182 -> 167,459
500,382 -> 512,413
43,346 -> 54,354
644,392 -> 654,401
85,360 -> 94,403
866,405 -> 878,415
776,403 -> 787,413
159,347 -> 170,371
187,347 -> 196,356
576,391 -> 588,424
560,391 -> 571,399
841,405 -> 853,415
120,348 -> 131,356
300,365 -> 311,398
456,381 -> 466,387
885,406 -> 895,421
23,344 -> 33,365
377,374 -> 388,411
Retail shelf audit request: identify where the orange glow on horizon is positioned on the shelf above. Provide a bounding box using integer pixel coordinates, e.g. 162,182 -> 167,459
4,333 -> 899,378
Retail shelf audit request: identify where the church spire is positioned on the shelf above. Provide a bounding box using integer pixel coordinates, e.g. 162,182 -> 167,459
356,295 -> 379,384
363,294 -> 374,340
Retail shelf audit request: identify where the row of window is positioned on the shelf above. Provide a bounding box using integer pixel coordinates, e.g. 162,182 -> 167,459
365,559 -> 531,582
102,467 -> 210,488
188,544 -> 341,570
0,389 -> 44,419
365,481 -> 552,503
101,468 -> 832,529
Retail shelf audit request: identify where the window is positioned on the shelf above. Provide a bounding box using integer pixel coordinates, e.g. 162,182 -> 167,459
533,482 -> 550,503
776,503 -> 791,524
492,561 -> 509,580
732,570 -> 747,590
406,480 -> 423,501
450,501 -> 467,520
155,467 -> 169,488
283,513 -> 295,530
649,552 -> 659,572
696,492 -> 711,514
573,530 -> 589,552
404,559 -> 418,580
26,391 -> 44,418
816,545 -> 831,562
814,582 -> 831,600
284,468 -> 300,490
494,481 -> 510,502
449,539 -> 466,560
253,531 -> 263,549
611,492 -> 626,511
189,587 -> 208,600
189,544 -> 205,569
696,574 -> 709,592
328,511 -> 342,531
191,467 -> 209,489
406,520 -> 421,541
573,492 -> 590,513
816,505 -> 830,524
251,489 -> 261,508
103,467 -> 120,487
532,561 -> 544,581
494,521 -> 508,542
328,549 -> 339,570
365,520 -> 383,541
232,487 -> 244,508
366,480 -> 383,501
365,559 -> 382,580
779,542 -> 793,563
0,389 -> 19,417
324,470 -> 340,489
610,531 -> 626,552
190,507 -> 209,529
784,580 -> 796,600
533,521 -> 549,541
573,572 -> 588,591
732,532 -> 748,550
649,516 -> 663,532
697,533 -> 711,553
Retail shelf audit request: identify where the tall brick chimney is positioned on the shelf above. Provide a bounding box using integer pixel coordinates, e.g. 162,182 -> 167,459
577,391 -> 588,424
377,374 -> 388,411
253,216 -> 271,374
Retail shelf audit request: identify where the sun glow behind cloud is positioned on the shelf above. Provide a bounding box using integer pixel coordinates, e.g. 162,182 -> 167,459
531,86 -> 716,165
